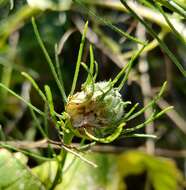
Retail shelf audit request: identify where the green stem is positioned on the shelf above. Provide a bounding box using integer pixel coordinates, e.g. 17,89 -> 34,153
70,21 -> 88,96
21,72 -> 46,102
0,143 -> 52,161
156,0 -> 186,18
73,0 -> 145,45
32,17 -> 67,104
123,106 -> 173,133
120,0 -> 186,77
50,120 -> 74,189
126,81 -> 167,121
0,83 -> 44,116
118,44 -> 146,90
84,123 -> 125,143
83,0 -> 186,40
123,134 -> 157,138
154,2 -> 186,44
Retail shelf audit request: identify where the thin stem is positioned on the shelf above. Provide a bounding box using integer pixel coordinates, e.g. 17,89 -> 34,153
81,62 -> 95,95
62,144 -> 97,168
21,72 -> 46,102
112,59 -> 132,86
84,123 -> 125,143
156,0 -> 186,18
123,134 -> 157,138
0,83 -> 44,116
55,44 -> 64,86
123,106 -> 173,134
73,0 -> 145,45
0,143 -> 52,161
29,108 -> 47,138
172,0 -> 186,10
85,44 -> 94,85
93,61 -> 99,81
82,0 -> 186,39
124,103 -> 139,119
154,2 -> 186,44
44,85 -> 56,119
30,106 -> 58,166
118,43 -> 146,90
31,17 -> 67,104
126,81 -> 167,121
70,21 -> 88,95
120,0 -> 186,77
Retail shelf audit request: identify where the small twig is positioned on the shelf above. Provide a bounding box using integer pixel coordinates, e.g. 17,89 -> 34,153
2,140 -> 186,158
61,145 -> 98,168
0,139 -> 97,167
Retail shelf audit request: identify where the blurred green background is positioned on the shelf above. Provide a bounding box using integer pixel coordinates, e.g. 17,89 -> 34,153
0,0 -> 186,189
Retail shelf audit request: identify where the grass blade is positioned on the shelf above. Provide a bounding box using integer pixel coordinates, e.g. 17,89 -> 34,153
21,72 -> 46,102
126,81 -> 167,121
123,106 -> 173,133
70,21 -> 88,95
44,85 -> 55,119
0,83 -> 44,116
31,17 -> 67,104
118,44 -> 146,90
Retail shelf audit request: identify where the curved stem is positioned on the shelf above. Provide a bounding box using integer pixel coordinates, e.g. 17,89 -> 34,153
70,21 -> 88,96
84,122 -> 125,143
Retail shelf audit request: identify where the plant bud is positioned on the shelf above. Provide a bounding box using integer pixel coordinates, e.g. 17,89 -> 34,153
66,81 -> 126,135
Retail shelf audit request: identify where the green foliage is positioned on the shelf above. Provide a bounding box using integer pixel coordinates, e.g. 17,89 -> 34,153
0,0 -> 186,189
0,149 -> 45,190
32,151 -> 183,190
119,151 -> 184,190
120,0 -> 186,77
0,149 -> 183,190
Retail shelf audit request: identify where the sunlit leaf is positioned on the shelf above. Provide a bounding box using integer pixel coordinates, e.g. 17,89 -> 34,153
118,151 -> 184,190
0,149 -> 45,190
33,153 -> 125,190
33,151 -> 183,190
